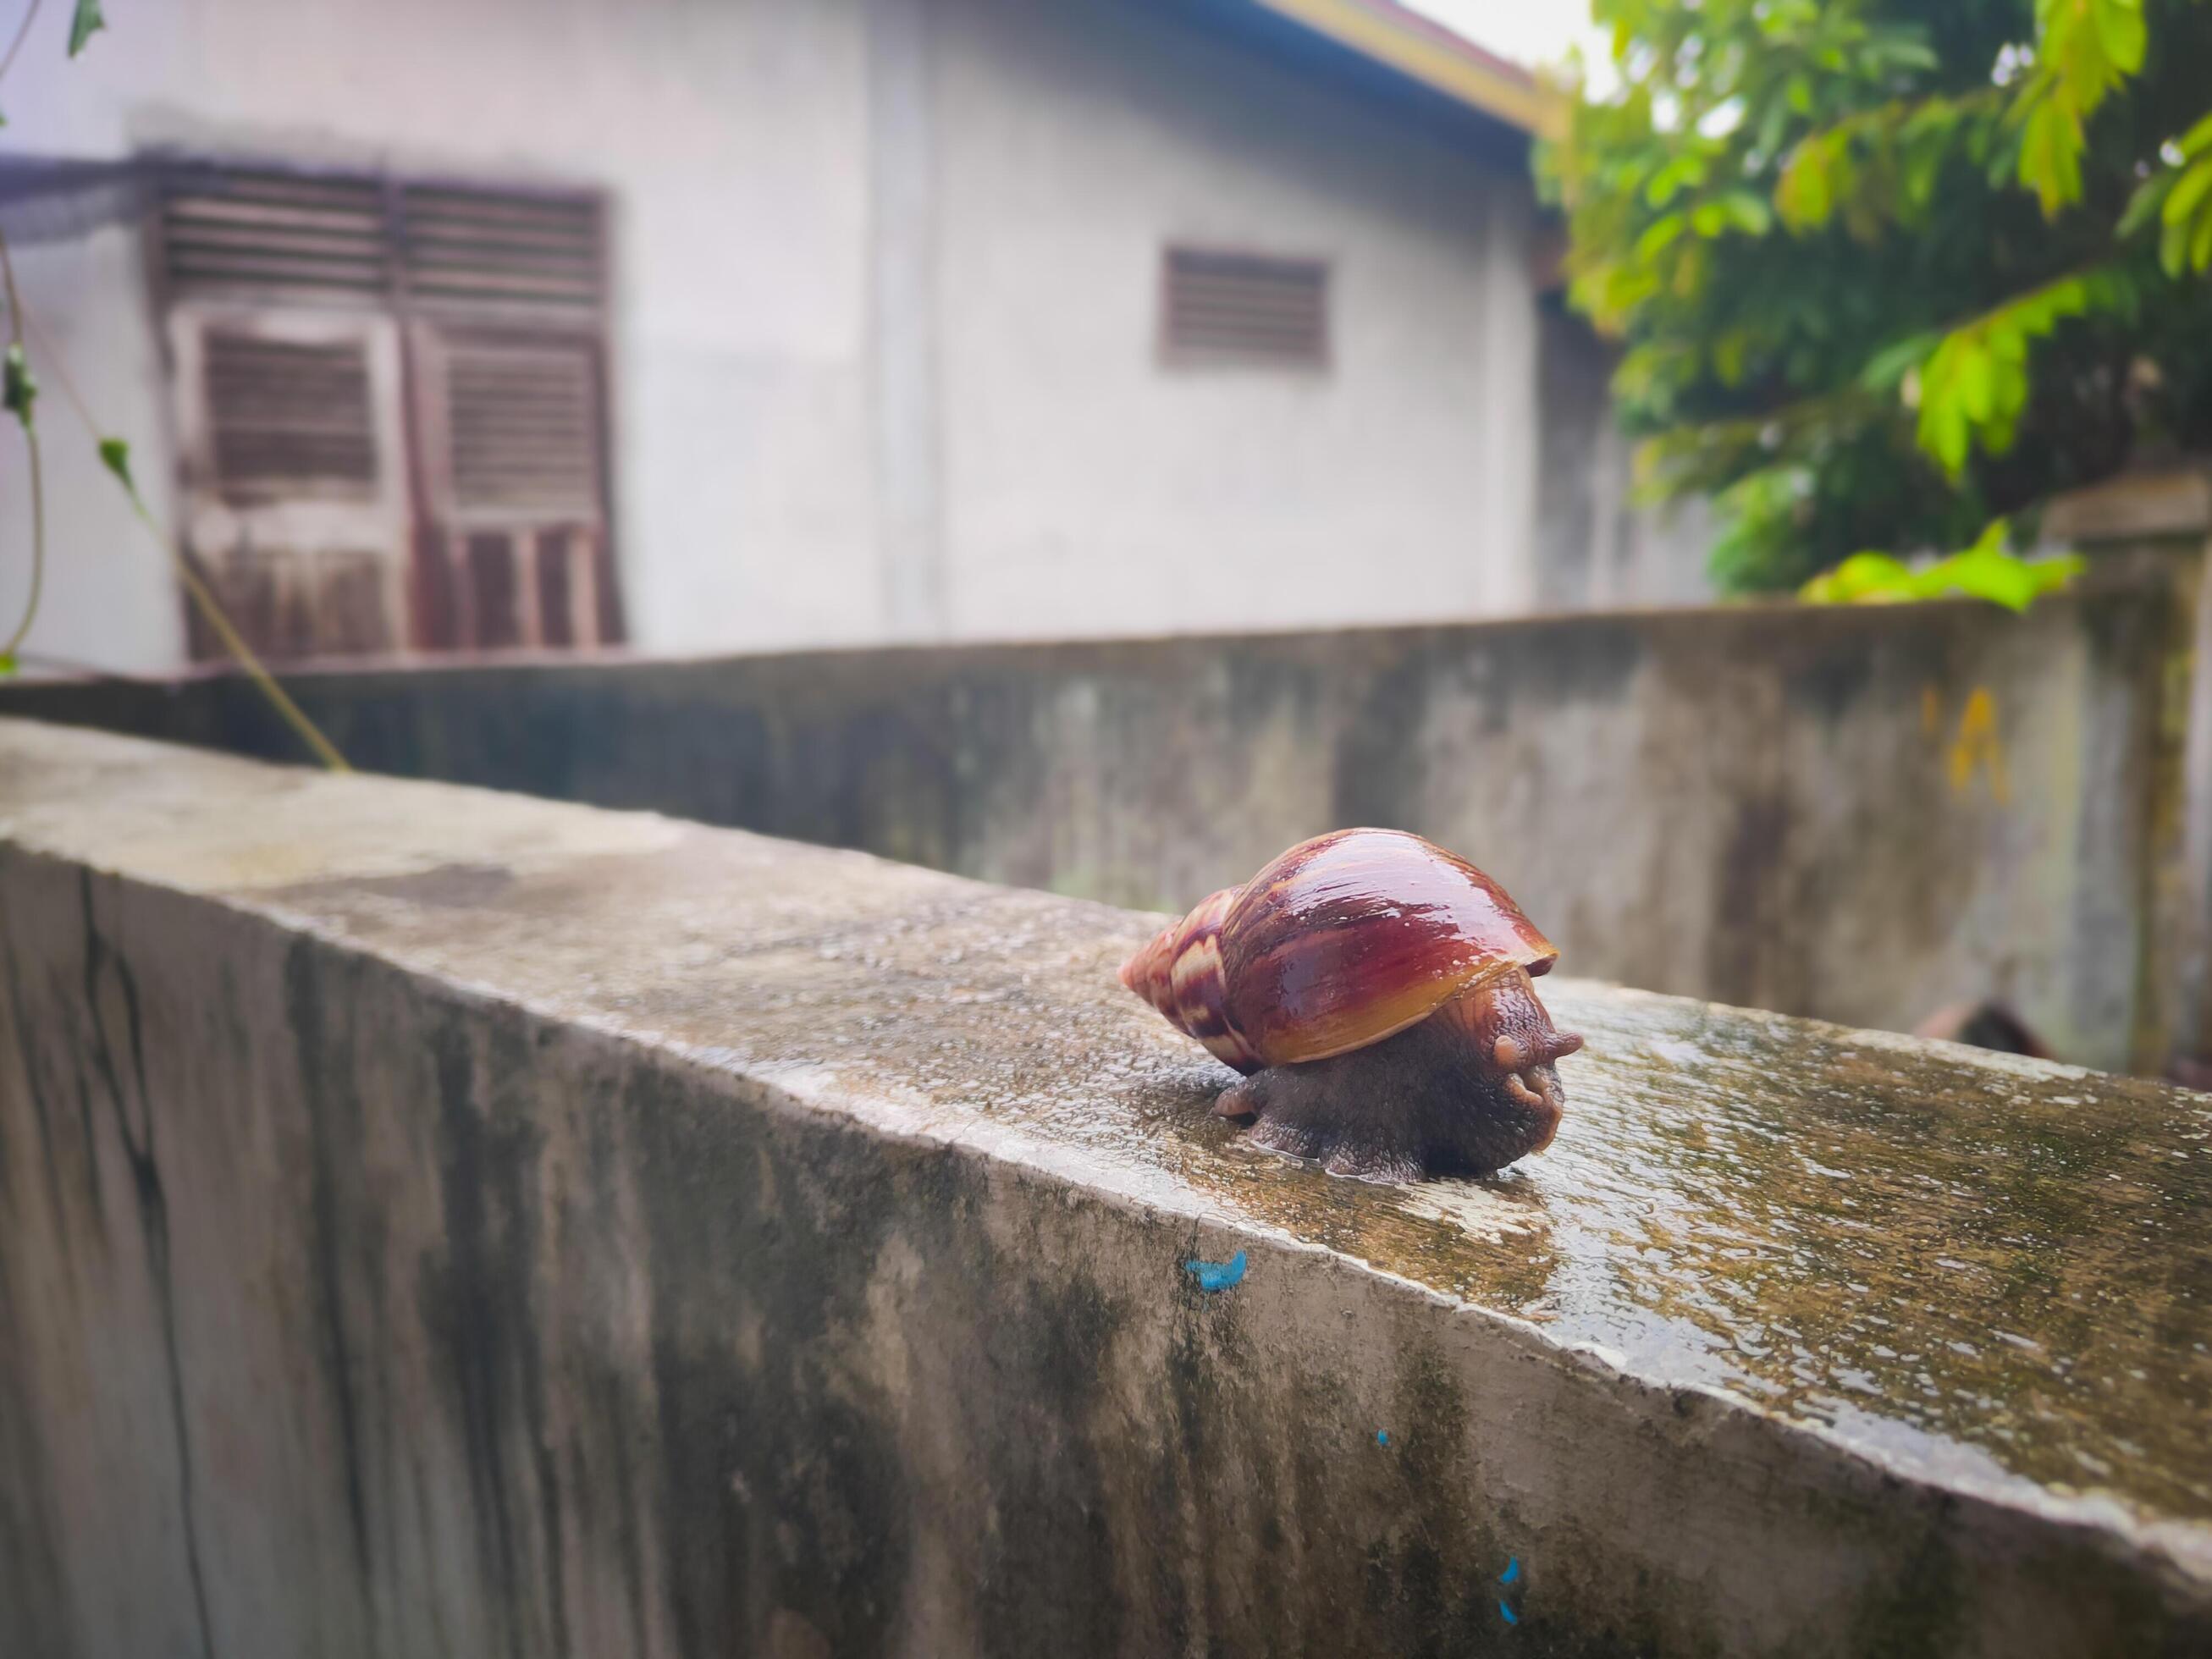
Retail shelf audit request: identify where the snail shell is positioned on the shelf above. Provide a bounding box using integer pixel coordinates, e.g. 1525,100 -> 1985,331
1119,828 -> 1578,1181
1120,828 -> 1558,1068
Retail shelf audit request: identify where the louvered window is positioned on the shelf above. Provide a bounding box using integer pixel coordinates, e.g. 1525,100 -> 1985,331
158,166 -> 390,300
444,337 -> 602,517
155,157 -> 621,659
1161,247 -> 1330,367
399,185 -> 604,311
157,165 -> 605,317
202,330 -> 378,500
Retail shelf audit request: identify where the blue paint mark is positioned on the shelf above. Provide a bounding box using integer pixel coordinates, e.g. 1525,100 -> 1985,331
1500,1557 -> 1520,1585
1184,1250 -> 1246,1292
1498,1600 -> 1519,1627
1376,1430 -> 1389,1446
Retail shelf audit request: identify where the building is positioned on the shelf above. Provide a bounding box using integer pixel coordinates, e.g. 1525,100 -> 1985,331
0,0 -> 1704,674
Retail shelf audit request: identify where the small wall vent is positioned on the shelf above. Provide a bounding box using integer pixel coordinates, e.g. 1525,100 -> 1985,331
1161,246 -> 1330,368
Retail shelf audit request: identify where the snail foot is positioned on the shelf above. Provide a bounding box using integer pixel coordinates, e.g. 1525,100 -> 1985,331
1213,973 -> 1576,1183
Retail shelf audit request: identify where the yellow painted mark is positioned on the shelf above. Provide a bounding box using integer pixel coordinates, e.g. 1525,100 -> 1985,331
1946,686 -> 2011,806
1249,0 -> 1567,136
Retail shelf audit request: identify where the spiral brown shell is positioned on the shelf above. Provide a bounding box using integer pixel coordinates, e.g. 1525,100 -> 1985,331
1118,828 -> 1556,1070
1117,885 -> 1262,1071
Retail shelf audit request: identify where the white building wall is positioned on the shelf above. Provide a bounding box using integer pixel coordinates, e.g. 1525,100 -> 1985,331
0,0 -> 1591,675
931,0 -> 1542,638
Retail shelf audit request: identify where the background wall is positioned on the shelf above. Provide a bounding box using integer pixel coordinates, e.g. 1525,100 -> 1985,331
8,582 -> 2187,1072
0,0 -> 1695,676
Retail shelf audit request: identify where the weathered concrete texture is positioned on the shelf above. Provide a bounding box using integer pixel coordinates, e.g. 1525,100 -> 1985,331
3,719 -> 2210,1656
3,582 -> 2187,1071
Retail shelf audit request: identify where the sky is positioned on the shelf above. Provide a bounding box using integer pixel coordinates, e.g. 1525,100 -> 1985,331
1398,0 -> 1614,90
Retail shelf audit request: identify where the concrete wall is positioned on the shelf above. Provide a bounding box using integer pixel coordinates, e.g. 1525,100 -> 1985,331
1532,299 -> 1713,610
929,0 -> 1542,636
4,719 -> 2210,1656
0,0 -> 1686,678
3,582 -> 2188,1072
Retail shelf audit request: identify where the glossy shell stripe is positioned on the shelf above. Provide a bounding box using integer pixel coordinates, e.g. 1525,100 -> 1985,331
1117,887 -> 1263,1072
1218,828 -> 1557,1067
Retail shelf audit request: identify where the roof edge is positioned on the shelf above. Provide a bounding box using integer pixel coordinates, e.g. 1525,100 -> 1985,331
1246,0 -> 1569,137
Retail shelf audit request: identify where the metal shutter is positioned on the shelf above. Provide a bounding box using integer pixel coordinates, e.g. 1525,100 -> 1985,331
157,166 -> 390,301
399,185 -> 605,312
444,336 -> 603,518
201,329 -> 378,501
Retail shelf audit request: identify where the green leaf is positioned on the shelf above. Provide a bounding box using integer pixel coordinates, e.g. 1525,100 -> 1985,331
2017,97 -> 2083,217
1921,543 -> 2086,611
1722,190 -> 1773,235
1926,547 -> 2035,611
1632,213 -> 1685,262
1755,96 -> 1791,161
0,654 -> 15,678
97,435 -> 132,488
2162,157 -> 2212,229
2118,170 -> 2176,237
1884,36 -> 1940,74
1955,343 -> 1994,420
1800,551 -> 1919,604
2180,108 -> 2212,160
2092,0 -> 2147,75
1859,331 -> 1936,390
1901,135 -> 1943,212
67,0 -> 105,57
1776,134 -> 1835,228
2107,0 -> 2147,70
2,343 -> 35,427
2162,211 -> 2193,275
1801,529 -> 2083,614
1646,154 -> 1706,207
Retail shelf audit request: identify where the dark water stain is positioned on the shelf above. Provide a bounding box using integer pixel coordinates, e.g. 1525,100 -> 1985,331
1706,794 -> 1797,1011
1780,631 -> 1883,727
1,923 -> 72,1252
284,942 -> 380,1634
576,1099 -> 658,1659
416,1013 -> 572,1659
0,1225 -> 72,1655
968,1254 -> 1126,1659
76,872 -> 216,1659
1332,648 -> 1435,830
626,1064 -> 913,1658
1497,615 -> 1647,716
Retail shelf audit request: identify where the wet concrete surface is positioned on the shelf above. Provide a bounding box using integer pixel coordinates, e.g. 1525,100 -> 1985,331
3,719 -> 2209,1656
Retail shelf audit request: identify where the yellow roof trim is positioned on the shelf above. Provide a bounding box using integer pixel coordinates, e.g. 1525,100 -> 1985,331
1249,0 -> 1568,139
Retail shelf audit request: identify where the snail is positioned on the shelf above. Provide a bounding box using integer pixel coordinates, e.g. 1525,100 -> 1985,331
1118,829 -> 1582,1183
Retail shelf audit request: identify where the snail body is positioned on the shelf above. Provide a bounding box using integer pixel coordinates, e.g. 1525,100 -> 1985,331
1119,829 -> 1582,1182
